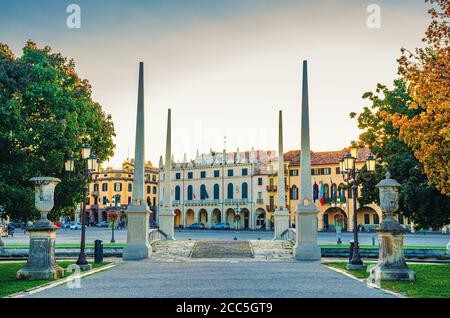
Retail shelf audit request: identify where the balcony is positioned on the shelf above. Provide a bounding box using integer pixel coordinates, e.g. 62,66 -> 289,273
256,198 -> 264,204
266,185 -> 277,192
224,199 -> 249,205
266,205 -> 276,212
172,200 -> 181,206
184,199 -> 220,207
90,191 -> 99,197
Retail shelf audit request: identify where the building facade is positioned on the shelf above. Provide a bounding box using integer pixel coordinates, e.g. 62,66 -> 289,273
158,147 -> 411,231
86,159 -> 159,224
158,149 -> 277,230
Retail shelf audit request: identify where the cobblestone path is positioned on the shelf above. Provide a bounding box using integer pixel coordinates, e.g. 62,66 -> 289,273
190,240 -> 253,258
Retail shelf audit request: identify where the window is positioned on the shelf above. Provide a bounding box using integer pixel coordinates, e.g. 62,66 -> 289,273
114,195 -> 121,205
187,185 -> 193,200
147,197 -> 151,207
114,183 -> 122,192
324,184 -> 330,198
242,182 -> 248,199
200,171 -> 206,179
128,183 -> 132,192
214,170 -> 220,178
227,169 -> 234,177
290,169 -> 299,177
290,186 -> 299,200
128,197 -> 131,204
153,187 -> 156,194
336,167 -> 341,175
175,173 -> 181,180
374,214 -> 380,224
152,175 -> 156,182
147,186 -> 151,194
200,184 -> 208,200
269,196 -> 274,208
227,183 -> 234,199
188,172 -> 193,179
242,168 -> 248,176
213,184 -> 220,200
102,183 -> 108,191
364,214 -> 370,224
93,184 -> 99,192
175,186 -> 181,201
397,215 -> 403,224
102,197 -> 107,205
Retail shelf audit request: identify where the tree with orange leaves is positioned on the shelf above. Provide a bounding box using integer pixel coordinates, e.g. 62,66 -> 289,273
390,0 -> 450,196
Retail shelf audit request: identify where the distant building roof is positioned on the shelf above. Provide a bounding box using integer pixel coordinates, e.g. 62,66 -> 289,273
284,148 -> 371,166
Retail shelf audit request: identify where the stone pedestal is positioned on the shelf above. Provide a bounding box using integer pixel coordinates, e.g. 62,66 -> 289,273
369,217 -> 416,282
293,208 -> 321,261
273,209 -> 289,240
159,208 -> 175,240
17,223 -> 64,280
123,205 -> 151,260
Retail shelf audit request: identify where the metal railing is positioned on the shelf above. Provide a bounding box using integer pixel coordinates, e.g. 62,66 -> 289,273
224,199 -> 249,205
148,228 -> 168,243
280,228 -> 296,241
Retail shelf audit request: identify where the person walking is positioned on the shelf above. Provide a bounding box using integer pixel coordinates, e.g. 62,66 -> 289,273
8,224 -> 14,238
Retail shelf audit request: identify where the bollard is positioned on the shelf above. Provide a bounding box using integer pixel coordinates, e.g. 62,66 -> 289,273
94,240 -> 104,264
349,240 -> 355,262
372,237 -> 376,246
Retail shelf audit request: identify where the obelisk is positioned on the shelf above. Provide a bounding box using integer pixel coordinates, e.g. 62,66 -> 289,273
293,60 -> 321,261
273,110 -> 290,239
158,109 -> 175,239
123,62 -> 151,260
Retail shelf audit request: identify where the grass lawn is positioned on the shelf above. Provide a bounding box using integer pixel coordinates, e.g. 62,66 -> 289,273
0,261 -> 110,298
324,262 -> 450,298
319,244 -> 446,249
4,243 -> 126,248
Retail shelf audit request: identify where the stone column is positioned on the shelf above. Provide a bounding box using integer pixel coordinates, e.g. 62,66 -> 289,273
293,61 -> 321,261
158,109 -> 176,239
369,173 -> 415,282
123,62 -> 151,260
274,110 -> 290,239
17,177 -> 64,280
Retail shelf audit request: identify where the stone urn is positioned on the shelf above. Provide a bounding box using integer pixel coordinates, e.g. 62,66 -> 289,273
369,172 -> 415,282
31,177 -> 61,228
17,177 -> 64,280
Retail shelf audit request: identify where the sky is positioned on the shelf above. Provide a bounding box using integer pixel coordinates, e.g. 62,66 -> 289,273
0,0 -> 430,168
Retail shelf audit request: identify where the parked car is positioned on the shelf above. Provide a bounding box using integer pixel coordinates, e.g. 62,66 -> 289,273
61,222 -> 72,229
95,221 -> 109,228
188,223 -> 205,230
211,223 -> 231,230
69,222 -> 83,230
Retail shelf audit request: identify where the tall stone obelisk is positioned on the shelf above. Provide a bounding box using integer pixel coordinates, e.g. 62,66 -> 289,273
123,62 -> 151,260
273,110 -> 290,240
293,60 -> 321,261
158,109 -> 175,240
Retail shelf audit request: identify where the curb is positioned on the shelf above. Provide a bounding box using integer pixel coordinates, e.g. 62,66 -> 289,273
5,263 -> 117,298
325,265 -> 406,299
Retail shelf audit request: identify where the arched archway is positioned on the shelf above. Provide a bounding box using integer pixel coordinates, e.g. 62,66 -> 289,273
323,207 -> 347,232
174,209 -> 182,228
225,208 -> 235,227
199,208 -> 208,225
186,209 -> 195,226
239,208 -> 250,230
255,208 -> 266,230
212,208 -> 221,224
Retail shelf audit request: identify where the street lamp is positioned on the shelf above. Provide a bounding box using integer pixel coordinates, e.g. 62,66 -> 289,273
235,185 -> 240,232
109,195 -> 120,243
340,147 -> 376,270
65,142 -> 99,270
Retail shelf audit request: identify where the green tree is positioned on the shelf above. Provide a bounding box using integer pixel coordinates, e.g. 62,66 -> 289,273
351,80 -> 450,229
0,41 -> 115,222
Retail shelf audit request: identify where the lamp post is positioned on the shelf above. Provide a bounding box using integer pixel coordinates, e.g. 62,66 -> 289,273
65,142 -> 100,270
110,195 -> 120,243
0,206 -> 5,251
339,146 -> 376,270
235,185 -> 240,232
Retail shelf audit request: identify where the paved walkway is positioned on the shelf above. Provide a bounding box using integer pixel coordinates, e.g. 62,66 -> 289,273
22,240 -> 395,298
